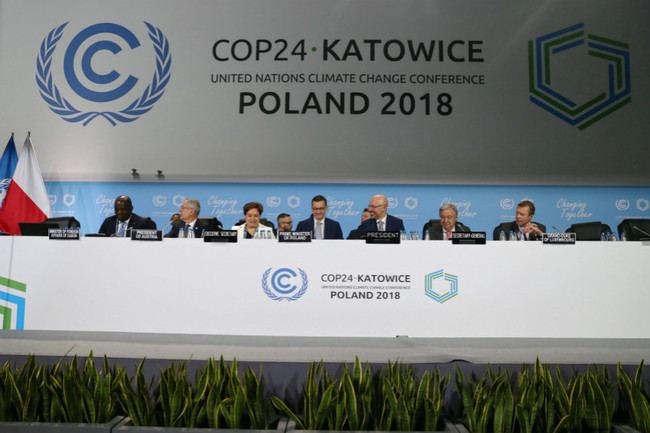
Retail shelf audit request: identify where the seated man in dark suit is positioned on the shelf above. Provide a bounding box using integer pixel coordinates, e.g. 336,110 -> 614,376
276,213 -> 293,234
493,200 -> 546,240
165,198 -> 212,238
356,194 -> 405,238
295,195 -> 343,239
347,208 -> 371,239
98,195 -> 156,237
427,203 -> 470,240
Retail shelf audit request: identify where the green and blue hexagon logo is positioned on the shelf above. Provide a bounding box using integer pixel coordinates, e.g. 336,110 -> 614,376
0,276 -> 26,330
529,23 -> 631,130
424,270 -> 457,303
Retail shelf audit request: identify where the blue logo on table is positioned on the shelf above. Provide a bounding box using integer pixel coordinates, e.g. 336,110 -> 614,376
424,270 -> 458,303
262,267 -> 308,301
36,22 -> 171,126
0,276 -> 27,330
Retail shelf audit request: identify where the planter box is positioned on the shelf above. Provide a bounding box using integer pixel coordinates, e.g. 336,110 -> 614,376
113,417 -> 289,432
0,416 -> 124,433
284,419 -> 462,433
455,423 -> 642,433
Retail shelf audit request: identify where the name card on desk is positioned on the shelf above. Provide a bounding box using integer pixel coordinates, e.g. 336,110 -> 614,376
131,229 -> 163,241
451,232 -> 486,244
203,230 -> 237,243
365,231 -> 401,244
543,233 -> 576,244
279,231 -> 312,242
48,228 -> 80,240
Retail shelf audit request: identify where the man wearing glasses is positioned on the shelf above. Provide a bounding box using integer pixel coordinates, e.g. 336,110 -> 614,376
295,195 -> 343,239
356,194 -> 405,238
165,198 -> 214,238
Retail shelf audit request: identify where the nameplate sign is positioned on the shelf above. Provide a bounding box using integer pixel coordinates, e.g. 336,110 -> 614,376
451,232 -> 486,244
365,231 -> 401,244
131,229 -> 163,241
48,228 -> 80,240
203,230 -> 237,243
278,231 -> 312,242
543,233 -> 576,244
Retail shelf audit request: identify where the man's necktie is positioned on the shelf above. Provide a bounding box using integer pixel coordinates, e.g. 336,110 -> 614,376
378,221 -> 384,231
316,221 -> 323,239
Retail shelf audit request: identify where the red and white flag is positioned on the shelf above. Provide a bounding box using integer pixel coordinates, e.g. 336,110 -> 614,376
0,134 -> 51,235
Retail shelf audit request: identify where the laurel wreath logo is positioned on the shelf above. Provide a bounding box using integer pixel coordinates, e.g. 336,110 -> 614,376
262,268 -> 308,302
36,22 -> 171,126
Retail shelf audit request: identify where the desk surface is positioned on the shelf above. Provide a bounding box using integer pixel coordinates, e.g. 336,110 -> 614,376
1,237 -> 649,339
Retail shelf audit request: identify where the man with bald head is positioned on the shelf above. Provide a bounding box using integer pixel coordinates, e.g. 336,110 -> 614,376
98,195 -> 156,237
356,194 -> 405,238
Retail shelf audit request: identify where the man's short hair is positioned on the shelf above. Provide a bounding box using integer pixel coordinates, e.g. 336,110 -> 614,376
185,199 -> 201,216
517,200 -> 535,216
312,195 -> 327,205
439,203 -> 458,217
277,213 -> 290,221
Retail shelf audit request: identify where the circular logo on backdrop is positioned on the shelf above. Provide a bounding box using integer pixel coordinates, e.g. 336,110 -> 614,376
637,199 -> 650,212
387,197 -> 398,209
266,196 -> 281,208
500,198 -> 514,210
287,196 -> 300,209
615,199 -> 630,211
36,22 -> 171,126
48,194 -> 57,206
262,268 -> 308,301
152,195 -> 167,207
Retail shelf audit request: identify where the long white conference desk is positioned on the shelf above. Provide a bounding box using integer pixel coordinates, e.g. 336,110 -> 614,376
0,236 -> 648,339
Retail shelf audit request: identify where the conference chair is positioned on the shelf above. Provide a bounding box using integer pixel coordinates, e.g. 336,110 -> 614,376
197,216 -> 223,231
44,216 -> 81,229
617,218 -> 650,241
565,221 -> 612,241
422,219 -> 440,239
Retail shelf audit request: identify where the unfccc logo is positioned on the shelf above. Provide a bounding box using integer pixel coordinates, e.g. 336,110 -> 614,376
424,270 -> 458,304
36,22 -> 171,126
529,23 -> 630,130
262,268 -> 308,301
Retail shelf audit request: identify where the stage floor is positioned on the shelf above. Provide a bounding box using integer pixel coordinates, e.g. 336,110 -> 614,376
1,330 -> 648,365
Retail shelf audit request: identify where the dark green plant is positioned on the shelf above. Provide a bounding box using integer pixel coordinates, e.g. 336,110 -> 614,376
514,359 -> 556,433
118,358 -> 155,426
272,360 -> 338,430
618,361 -> 650,433
456,365 -> 515,433
0,355 -> 42,422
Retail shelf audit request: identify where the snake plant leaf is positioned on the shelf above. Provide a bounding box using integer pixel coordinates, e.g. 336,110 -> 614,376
271,395 -> 305,429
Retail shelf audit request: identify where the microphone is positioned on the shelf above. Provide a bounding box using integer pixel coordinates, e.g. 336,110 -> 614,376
160,219 -> 175,234
552,225 -> 564,233
631,225 -> 650,239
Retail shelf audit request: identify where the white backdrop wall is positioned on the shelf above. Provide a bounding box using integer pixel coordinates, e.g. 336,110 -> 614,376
0,0 -> 649,185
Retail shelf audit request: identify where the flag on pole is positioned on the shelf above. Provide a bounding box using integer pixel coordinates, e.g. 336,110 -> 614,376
0,134 -> 19,209
0,133 -> 51,235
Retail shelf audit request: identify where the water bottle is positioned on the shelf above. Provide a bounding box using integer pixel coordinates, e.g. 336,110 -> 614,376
400,230 -> 406,240
600,232 -> 605,241
254,228 -> 259,239
610,232 -> 617,241
621,232 -> 627,241
179,227 -> 184,238
499,230 -> 506,241
424,230 -> 430,241
509,231 -> 516,241
413,231 -> 420,240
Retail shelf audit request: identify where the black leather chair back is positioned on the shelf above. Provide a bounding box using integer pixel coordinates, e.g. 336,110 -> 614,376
617,218 -> 650,241
566,221 -> 612,241
44,216 -> 80,229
